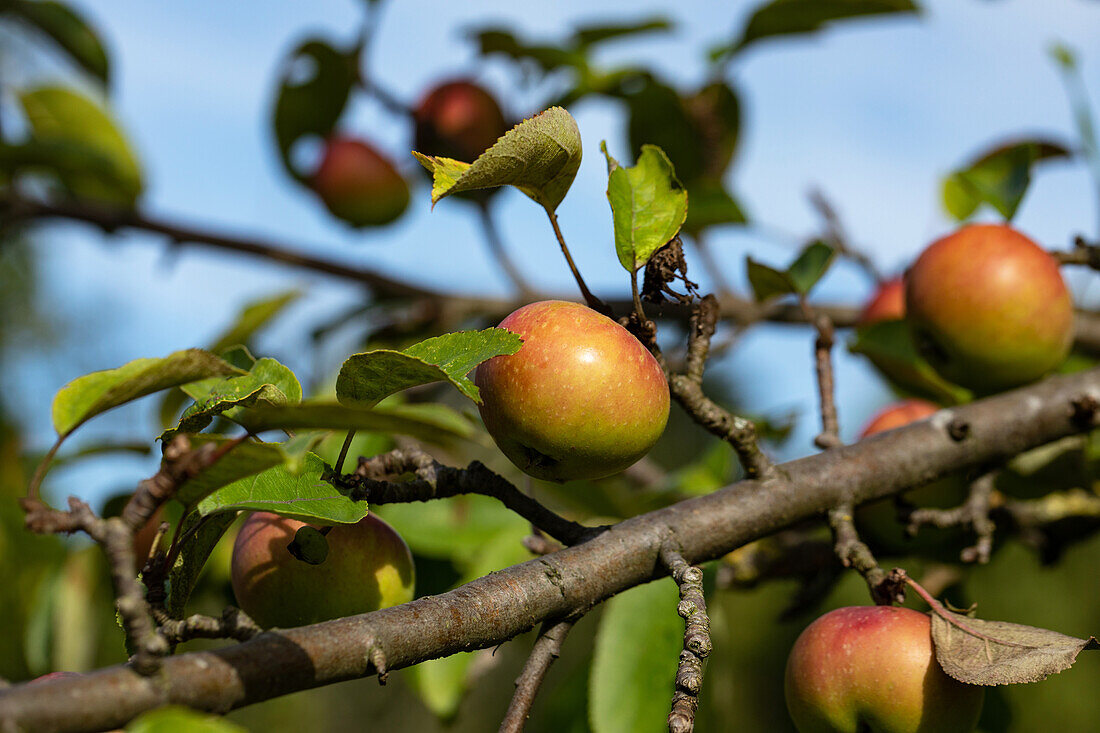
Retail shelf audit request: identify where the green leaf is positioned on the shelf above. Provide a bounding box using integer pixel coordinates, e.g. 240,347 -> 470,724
51,349 -> 242,438
942,140 -> 1070,222
18,85 -> 143,204
169,357 -> 302,436
336,329 -> 522,407
470,28 -> 579,73
590,579 -> 683,733
174,435 -> 288,508
165,511 -> 237,618
196,452 -> 366,525
404,652 -> 482,722
234,401 -> 474,444
602,143 -> 688,272
5,1 -> 110,84
849,320 -> 971,404
126,706 -> 246,733
272,39 -> 357,181
683,180 -> 748,234
378,494 -> 527,563
786,241 -> 836,294
723,0 -> 919,56
745,259 -> 795,301
572,17 -> 672,47
413,107 -> 582,213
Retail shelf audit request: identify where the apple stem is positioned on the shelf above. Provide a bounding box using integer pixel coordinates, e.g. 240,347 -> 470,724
336,430 -> 357,474
545,209 -> 611,315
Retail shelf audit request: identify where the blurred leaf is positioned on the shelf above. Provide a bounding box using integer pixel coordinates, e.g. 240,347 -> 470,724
786,241 -> 836,294
683,179 -> 747,234
5,0 -> 109,84
158,290 -> 299,427
18,85 -> 142,204
196,452 -> 366,524
746,259 -> 794,302
623,76 -> 702,183
719,0 -> 919,57
165,511 -> 236,618
943,139 -> 1070,221
849,320 -> 970,404
126,706 -> 246,733
471,28 -> 578,72
51,349 -> 242,439
235,401 -> 474,444
272,38 -> 357,181
590,579 -> 683,733
931,609 -> 1099,685
413,106 -> 582,213
377,494 -> 527,563
174,435 -> 288,508
167,357 -> 302,437
336,329 -> 522,407
572,17 -> 672,47
405,652 -> 482,722
24,548 -> 103,674
602,142 -> 688,272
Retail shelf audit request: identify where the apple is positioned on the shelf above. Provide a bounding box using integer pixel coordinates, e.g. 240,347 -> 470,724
905,224 -> 1073,392
785,606 -> 984,733
858,277 -> 906,326
475,300 -> 670,482
230,512 -> 414,629
854,400 -> 969,557
311,136 -> 409,227
414,80 -> 508,163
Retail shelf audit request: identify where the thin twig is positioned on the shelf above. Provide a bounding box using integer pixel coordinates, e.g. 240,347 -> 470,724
351,447 -> 604,546
666,295 -> 773,478
151,606 -> 263,646
828,504 -> 899,605
807,188 -> 883,284
498,618 -> 577,733
800,297 -> 842,450
659,545 -> 711,733
544,209 -> 607,314
907,472 -> 997,563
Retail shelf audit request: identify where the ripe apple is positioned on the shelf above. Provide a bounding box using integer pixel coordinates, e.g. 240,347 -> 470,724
311,136 -> 409,227
785,606 -> 984,733
858,277 -> 906,326
905,224 -> 1073,392
230,512 -> 414,629
475,300 -> 670,482
854,400 -> 970,557
414,80 -> 509,163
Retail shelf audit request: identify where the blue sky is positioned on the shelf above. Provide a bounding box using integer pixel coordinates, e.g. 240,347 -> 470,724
8,0 -> 1100,506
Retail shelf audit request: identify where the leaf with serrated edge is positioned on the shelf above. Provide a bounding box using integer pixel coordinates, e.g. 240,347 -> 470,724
336,329 -> 522,407
931,609 -> 1100,685
168,358 -> 302,437
51,349 -> 242,438
602,142 -> 688,273
196,452 -> 366,525
413,107 -> 582,213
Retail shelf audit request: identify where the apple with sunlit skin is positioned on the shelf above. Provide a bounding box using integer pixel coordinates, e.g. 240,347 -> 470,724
906,224 -> 1073,392
311,136 -> 409,227
475,300 -> 670,482
858,277 -> 906,325
414,80 -> 509,163
785,606 -> 984,733
230,512 -> 414,629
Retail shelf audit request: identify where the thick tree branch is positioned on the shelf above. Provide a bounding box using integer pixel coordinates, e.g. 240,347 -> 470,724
498,618 -> 577,733
4,369 -> 1100,732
